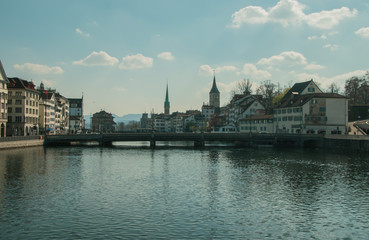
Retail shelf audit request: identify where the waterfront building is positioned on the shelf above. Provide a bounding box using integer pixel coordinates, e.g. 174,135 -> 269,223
91,110 -> 116,133
274,80 -> 348,134
54,93 -> 69,134
140,113 -> 152,132
152,113 -> 171,132
164,84 -> 170,115
239,115 -> 274,133
225,90 -> 265,131
0,60 -> 9,137
39,90 -> 56,134
7,78 -> 40,136
68,98 -> 84,133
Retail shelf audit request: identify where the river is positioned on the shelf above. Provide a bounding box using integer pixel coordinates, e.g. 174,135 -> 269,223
1,144 -> 369,239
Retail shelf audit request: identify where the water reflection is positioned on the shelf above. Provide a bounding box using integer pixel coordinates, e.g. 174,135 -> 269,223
1,146 -> 369,239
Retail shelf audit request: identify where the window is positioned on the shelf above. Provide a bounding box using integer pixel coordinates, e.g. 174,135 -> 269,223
287,109 -> 292,113
15,108 -> 22,113
8,100 -> 12,104
282,109 -> 286,114
8,107 -> 12,113
8,116 -> 12,122
15,100 -> 22,105
26,108 -> 28,114
308,87 -> 315,92
320,107 -> 326,112
15,92 -> 22,96
15,116 -> 22,122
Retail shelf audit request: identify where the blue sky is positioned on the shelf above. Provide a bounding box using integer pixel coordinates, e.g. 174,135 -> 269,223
1,0 -> 369,116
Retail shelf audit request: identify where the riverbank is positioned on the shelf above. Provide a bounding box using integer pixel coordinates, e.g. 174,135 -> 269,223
0,136 -> 44,150
0,139 -> 44,150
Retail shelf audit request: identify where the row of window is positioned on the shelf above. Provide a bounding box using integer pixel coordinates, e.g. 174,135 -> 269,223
274,107 -> 303,114
275,116 -> 303,122
241,119 -> 273,124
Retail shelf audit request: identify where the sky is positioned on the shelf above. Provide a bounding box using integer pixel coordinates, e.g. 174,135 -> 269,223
1,0 -> 369,116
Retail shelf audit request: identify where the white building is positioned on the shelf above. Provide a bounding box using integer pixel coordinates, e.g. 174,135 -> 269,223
225,91 -> 265,130
274,80 -> 348,134
68,98 -> 84,133
239,115 -> 274,133
0,60 -> 9,137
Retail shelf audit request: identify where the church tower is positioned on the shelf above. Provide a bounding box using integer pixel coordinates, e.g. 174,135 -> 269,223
209,75 -> 220,108
164,83 -> 170,115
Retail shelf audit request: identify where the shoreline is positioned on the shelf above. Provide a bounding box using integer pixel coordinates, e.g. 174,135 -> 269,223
0,139 -> 44,150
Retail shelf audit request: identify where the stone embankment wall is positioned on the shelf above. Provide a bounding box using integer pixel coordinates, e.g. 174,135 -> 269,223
0,136 -> 44,150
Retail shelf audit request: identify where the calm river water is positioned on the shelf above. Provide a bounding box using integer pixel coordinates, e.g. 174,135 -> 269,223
1,143 -> 369,239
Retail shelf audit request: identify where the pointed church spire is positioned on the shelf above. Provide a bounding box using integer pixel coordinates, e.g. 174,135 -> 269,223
210,73 -> 220,94
164,83 -> 170,115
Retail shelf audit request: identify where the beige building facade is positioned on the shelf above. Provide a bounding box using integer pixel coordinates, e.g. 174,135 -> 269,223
7,78 -> 40,136
0,61 -> 9,137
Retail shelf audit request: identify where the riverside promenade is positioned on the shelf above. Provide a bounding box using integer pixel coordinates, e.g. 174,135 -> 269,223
0,136 -> 44,150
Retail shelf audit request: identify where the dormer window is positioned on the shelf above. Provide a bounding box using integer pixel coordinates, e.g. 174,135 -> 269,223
308,87 -> 315,92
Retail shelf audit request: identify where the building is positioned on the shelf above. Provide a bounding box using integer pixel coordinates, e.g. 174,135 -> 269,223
7,78 -> 40,136
54,93 -> 69,134
209,75 -> 220,108
239,115 -> 274,133
202,75 -> 221,128
274,80 -> 348,134
225,90 -> 265,131
39,90 -> 56,134
0,60 -> 9,137
68,98 -> 84,133
164,84 -> 170,115
91,110 -> 116,133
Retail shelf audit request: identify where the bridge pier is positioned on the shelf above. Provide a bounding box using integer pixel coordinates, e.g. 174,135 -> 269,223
150,139 -> 156,148
150,133 -> 156,148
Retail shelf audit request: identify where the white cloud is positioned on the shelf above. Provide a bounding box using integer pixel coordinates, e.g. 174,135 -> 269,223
75,28 -> 90,37
308,34 -> 327,40
231,6 -> 268,27
306,7 -> 357,30
73,51 -> 119,66
323,44 -> 339,51
198,65 -> 237,76
257,51 -> 307,66
231,0 -> 357,29
119,54 -> 153,70
304,63 -> 325,70
14,63 -> 64,75
242,63 -> 271,79
268,0 -> 306,27
355,27 -> 369,39
157,52 -> 174,61
295,70 -> 367,89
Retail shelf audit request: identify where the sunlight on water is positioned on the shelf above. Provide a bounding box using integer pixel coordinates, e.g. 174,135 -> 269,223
1,146 -> 369,239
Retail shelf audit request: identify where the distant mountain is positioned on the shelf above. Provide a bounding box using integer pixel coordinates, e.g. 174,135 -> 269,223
84,113 -> 142,129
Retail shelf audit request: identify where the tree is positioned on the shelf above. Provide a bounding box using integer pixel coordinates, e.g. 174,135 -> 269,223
344,76 -> 369,104
256,80 -> 277,114
272,88 -> 290,106
327,82 -> 341,94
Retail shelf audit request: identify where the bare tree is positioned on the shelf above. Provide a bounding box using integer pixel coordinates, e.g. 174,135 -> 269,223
327,82 -> 341,94
256,80 -> 277,114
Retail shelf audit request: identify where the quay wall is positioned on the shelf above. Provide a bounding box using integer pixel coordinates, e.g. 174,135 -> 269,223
0,136 -> 44,150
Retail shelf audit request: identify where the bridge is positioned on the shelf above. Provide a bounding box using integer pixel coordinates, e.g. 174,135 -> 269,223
44,132 -> 324,148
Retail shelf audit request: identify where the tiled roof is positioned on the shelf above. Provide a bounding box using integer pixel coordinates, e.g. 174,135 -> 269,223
0,60 -> 9,83
7,77 -> 36,90
278,93 -> 346,108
